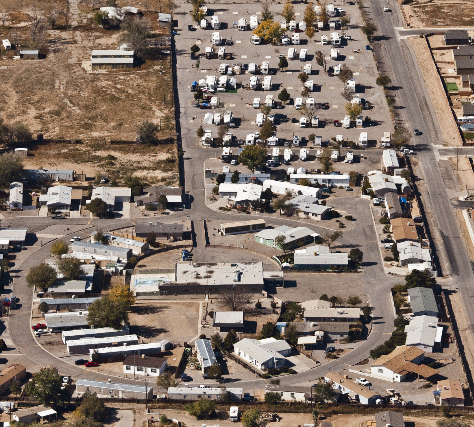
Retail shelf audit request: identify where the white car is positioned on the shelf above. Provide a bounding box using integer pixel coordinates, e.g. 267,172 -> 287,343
34,329 -> 48,336
356,378 -> 371,386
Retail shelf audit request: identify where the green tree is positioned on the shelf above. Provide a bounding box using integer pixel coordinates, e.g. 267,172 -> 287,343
349,248 -> 363,265
345,102 -> 363,121
278,88 -> 291,104
196,125 -> 205,139
265,391 -> 282,404
241,408 -> 262,427
340,14 -> 351,28
361,22 -> 377,41
208,362 -> 222,379
284,324 -> 298,346
376,75 -> 391,87
146,232 -> 156,247
231,170 -> 240,184
24,367 -> 67,405
260,322 -> 279,339
50,240 -> 68,257
120,16 -> 150,57
93,230 -> 108,245
58,257 -> 84,280
338,64 -> 353,83
319,148 -> 334,174
38,302 -> 49,314
94,10 -> 109,27
157,194 -> 168,210
26,263 -> 57,291
186,398 -> 217,420
238,145 -> 267,172
259,119 -> 276,142
391,243 -> 399,261
273,197 -> 290,216
157,371 -> 179,389
346,295 -> 362,306
329,295 -> 342,307
261,2 -> 274,21
216,173 -> 226,185
298,72 -> 309,84
9,379 -> 21,396
273,234 -> 286,250
124,175 -> 144,197
400,168 -> 413,181
320,294 -> 329,301
190,44 -> 200,54
137,120 -> 158,145
87,296 -> 129,329
324,231 -> 342,249
191,7 -> 206,24
281,1 -> 295,23
253,20 -> 286,45
312,380 -> 335,403
86,198 -> 109,217
76,392 -> 106,422
278,56 -> 288,70
405,269 -> 436,289
110,283 -> 136,308
303,2 -> 316,39
0,154 -> 24,189
211,333 -> 223,350
305,24 -> 315,40
315,50 -> 325,68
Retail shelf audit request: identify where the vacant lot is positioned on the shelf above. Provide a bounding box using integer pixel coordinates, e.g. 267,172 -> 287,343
403,0 -> 474,27
128,301 -> 199,344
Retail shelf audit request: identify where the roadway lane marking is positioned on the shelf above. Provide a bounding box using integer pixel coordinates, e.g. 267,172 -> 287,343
196,40 -> 201,44
329,86 -> 334,89
349,55 -> 355,59
236,40 -> 241,43
287,87 -> 293,89
230,104 -> 236,107
295,12 -> 301,15
332,105 -> 339,108
265,55 -> 271,58
287,71 -> 293,74
218,11 -> 223,14
201,69 -> 206,73
353,72 -> 359,76
36,234 -> 65,238
241,55 -> 247,59
233,11 -> 238,14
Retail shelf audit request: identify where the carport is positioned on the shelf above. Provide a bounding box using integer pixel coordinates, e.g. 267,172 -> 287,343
38,408 -> 57,422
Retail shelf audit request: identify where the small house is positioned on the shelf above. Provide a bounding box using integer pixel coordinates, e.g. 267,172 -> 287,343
195,339 -> 217,377
445,30 -> 469,46
264,384 -> 310,402
91,50 -> 134,70
123,355 -> 167,377
233,337 -> 291,371
324,372 -> 380,404
19,50 -> 39,59
76,379 -> 153,399
435,379 -> 464,406
407,287 -> 438,317
0,364 -> 27,394
375,411 -> 405,427
213,311 -> 244,331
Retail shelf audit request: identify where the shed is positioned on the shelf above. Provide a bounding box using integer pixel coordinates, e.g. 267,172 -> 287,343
445,30 -> 469,46
19,50 -> 39,59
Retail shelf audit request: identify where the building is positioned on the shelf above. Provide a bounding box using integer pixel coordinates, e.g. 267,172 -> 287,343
67,334 -> 139,355
123,355 -> 167,377
90,186 -> 131,210
62,326 -> 127,344
435,379 -> 464,406
0,229 -> 27,245
91,340 -> 171,361
262,179 -> 322,198
264,384 -> 310,402
255,225 -> 317,249
19,49 -> 39,59
293,245 -> 349,270
91,232 -> 148,255
398,241 -> 431,267
324,372 -> 380,405
370,345 -> 437,382
76,379 -> 153,399
407,287 -> 438,317
367,171 -> 411,198
233,337 -> 291,371
303,306 -> 361,323
462,102 -> 474,117
218,183 -> 262,207
289,195 -> 333,221
382,149 -> 400,172
134,221 -> 190,240
9,182 -> 23,210
91,50 -> 134,70
405,315 -> 442,353
374,411 -> 405,427
167,386 -> 243,401
385,192 -> 403,219
45,311 -> 89,332
48,280 -> 91,296
135,186 -> 183,208
26,169 -> 74,181
130,272 -> 176,296
221,172 -> 271,185
390,218 -> 418,243
39,186 -> 72,211
290,173 -> 350,187
455,57 -> 474,76
72,241 -> 131,261
220,220 -> 265,236
41,297 -> 101,312
213,311 -> 244,331
12,405 -> 56,424
195,339 -> 217,377
0,364 -> 26,394
445,29 -> 469,46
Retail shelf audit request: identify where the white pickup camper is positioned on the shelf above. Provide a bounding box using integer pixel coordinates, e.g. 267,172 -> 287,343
202,129 -> 213,145
251,34 -> 261,45
299,49 -> 307,61
263,76 -> 272,91
250,15 -> 259,30
288,48 -> 297,59
253,98 -> 261,109
295,98 -> 303,110
284,148 -> 293,163
261,61 -> 270,74
249,76 -> 259,90
256,113 -> 266,127
292,33 -> 300,45
212,32 -> 222,45
248,63 -> 258,74
265,94 -> 274,108
237,18 -> 247,30
211,16 -> 220,29
300,148 -> 308,161
304,63 -> 312,75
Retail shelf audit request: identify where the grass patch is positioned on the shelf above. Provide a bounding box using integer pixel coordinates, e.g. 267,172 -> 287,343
463,132 -> 474,141
446,82 -> 458,92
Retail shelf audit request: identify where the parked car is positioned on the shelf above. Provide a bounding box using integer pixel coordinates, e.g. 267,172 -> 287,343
325,346 -> 336,353
34,329 -> 48,336
85,361 -> 99,367
381,238 -> 393,244
356,378 -> 371,386
188,24 -> 196,31
384,243 -> 394,249
75,359 -> 88,365
32,323 -> 46,330
413,129 -> 421,136
230,159 -> 238,165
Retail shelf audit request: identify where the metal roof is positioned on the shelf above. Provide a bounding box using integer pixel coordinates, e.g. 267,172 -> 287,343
67,334 -> 138,348
40,297 -> 100,305
76,379 -> 149,393
408,287 -> 438,315
404,315 -> 439,348
213,311 -> 244,326
45,312 -> 89,329
195,339 -> 217,369
168,386 -> 243,396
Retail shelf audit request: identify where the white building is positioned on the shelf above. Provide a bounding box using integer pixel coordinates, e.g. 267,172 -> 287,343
294,245 -> 349,269
168,386 -> 243,401
324,372 -> 380,405
262,180 -> 322,198
213,311 -> 244,331
218,183 -> 262,207
9,182 -> 23,210
90,231 -> 148,255
397,241 -> 431,267
382,149 -> 399,172
39,186 -> 72,211
404,315 -> 442,353
76,379 -> 153,399
254,225 -> 317,249
289,195 -> 333,221
264,384 -> 310,402
67,334 -> 139,355
91,50 -> 134,70
195,339 -> 217,377
367,171 -> 411,198
233,337 -> 291,371
90,187 -> 131,209
91,340 -> 171,360
290,173 -> 350,188
123,355 -> 167,377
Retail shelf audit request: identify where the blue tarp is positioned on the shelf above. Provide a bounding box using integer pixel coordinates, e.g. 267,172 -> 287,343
399,197 -> 407,204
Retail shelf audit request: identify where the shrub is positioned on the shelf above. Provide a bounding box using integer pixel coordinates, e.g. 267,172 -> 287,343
288,368 -> 296,374
261,373 -> 271,378
255,301 -> 262,309
384,256 -> 394,262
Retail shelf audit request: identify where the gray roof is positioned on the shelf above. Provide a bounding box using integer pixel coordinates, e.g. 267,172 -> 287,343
213,311 -> 244,326
295,203 -> 332,216
259,338 -> 291,353
445,30 -> 469,40
234,338 -> 288,366
20,50 -> 38,54
255,225 -> 316,244
135,221 -> 185,236
72,241 -> 130,255
76,379 -> 149,394
385,192 -> 403,216
48,280 -> 90,294
67,334 -> 138,348
168,387 -> 243,396
453,46 -> 474,57
408,287 -> 438,315
405,315 -> 439,348
375,411 -> 405,427
45,312 -> 89,329
40,297 -> 100,306
62,327 -> 124,341
456,57 -> 474,70
0,229 -> 27,242
294,245 -> 348,267
462,103 -> 474,116
265,384 -> 311,394
195,339 -> 217,369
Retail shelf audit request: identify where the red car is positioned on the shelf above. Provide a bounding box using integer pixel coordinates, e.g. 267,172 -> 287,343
84,361 -> 99,367
31,323 -> 46,331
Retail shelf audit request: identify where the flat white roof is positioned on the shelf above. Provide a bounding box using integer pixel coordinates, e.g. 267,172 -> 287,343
67,334 -> 138,347
91,50 -> 134,56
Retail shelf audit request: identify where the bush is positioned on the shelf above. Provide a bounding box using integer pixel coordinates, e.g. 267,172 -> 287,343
255,301 -> 262,309
261,373 -> 271,378
384,256 -> 394,262
379,214 -> 389,224
345,215 -> 353,221
288,368 -> 296,374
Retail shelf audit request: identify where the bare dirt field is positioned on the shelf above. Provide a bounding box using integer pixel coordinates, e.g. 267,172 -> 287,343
402,0 -> 474,28
128,301 -> 200,343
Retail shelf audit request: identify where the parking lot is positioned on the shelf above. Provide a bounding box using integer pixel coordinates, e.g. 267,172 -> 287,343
177,0 -> 393,148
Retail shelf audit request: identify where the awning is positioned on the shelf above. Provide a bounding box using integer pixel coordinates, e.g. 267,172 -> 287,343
38,409 -> 57,417
166,195 -> 182,203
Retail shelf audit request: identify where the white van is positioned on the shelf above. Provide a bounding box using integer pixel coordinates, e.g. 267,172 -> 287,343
250,15 -> 259,30
230,407 -> 239,423
251,34 -> 261,45
343,115 -> 351,128
272,147 -> 280,161
202,130 -> 213,145
284,148 -> 293,163
253,98 -> 261,109
223,111 -> 233,125
246,133 -> 256,145
299,49 -> 307,61
345,151 -> 354,163
295,98 -> 303,110
214,112 -> 222,125
2,39 -> 11,50
281,35 -> 290,45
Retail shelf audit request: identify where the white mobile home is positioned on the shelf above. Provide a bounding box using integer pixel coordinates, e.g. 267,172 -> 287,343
263,76 -> 272,91
250,15 -> 259,30
250,76 -> 259,90
253,98 -> 261,109
299,49 -> 307,61
237,18 -> 248,30
261,61 -> 270,74
288,48 -> 297,59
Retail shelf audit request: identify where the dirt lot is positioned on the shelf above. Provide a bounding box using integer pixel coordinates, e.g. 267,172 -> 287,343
402,0 -> 474,28
128,301 -> 199,343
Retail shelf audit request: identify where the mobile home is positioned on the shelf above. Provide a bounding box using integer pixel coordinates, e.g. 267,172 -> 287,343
249,75 -> 259,90
300,148 -> 308,161
263,76 -> 272,91
250,15 -> 259,30
253,98 -> 261,109
299,49 -> 307,61
237,18 -> 248,31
